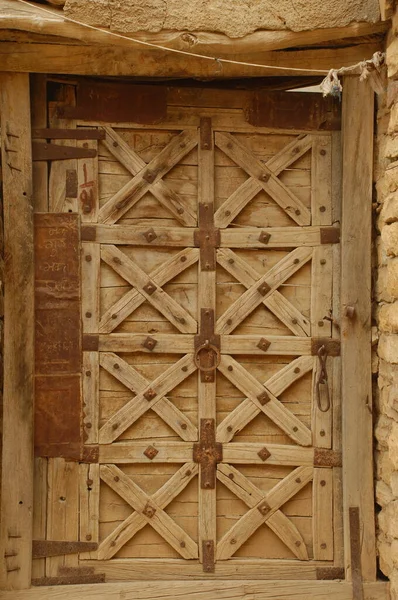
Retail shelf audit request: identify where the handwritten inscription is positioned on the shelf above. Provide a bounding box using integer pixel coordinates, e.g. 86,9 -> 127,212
34,214 -> 80,375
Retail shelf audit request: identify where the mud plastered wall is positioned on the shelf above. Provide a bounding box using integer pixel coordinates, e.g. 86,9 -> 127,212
62,0 -> 380,37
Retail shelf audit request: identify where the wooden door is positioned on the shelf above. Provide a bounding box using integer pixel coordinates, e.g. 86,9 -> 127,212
32,82 -> 344,584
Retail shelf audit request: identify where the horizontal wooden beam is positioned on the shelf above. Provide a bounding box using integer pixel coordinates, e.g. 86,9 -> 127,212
3,580 -> 389,599
0,40 -> 384,78
0,0 -> 388,55
81,559 -> 334,581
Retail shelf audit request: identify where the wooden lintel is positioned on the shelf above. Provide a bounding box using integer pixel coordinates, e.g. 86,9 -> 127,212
0,1 -> 388,55
0,72 -> 34,591
0,41 -> 384,78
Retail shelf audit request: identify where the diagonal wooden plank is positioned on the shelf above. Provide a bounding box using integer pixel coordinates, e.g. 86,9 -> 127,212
99,354 -> 196,443
218,355 -> 312,446
99,247 -> 199,333
216,247 -> 312,334
216,466 -> 313,560
101,245 -> 197,334
215,132 -> 311,226
98,463 -> 198,560
100,352 -> 197,441
217,248 -> 310,336
217,464 -> 308,560
214,134 -> 312,228
98,130 -> 198,224
100,465 -> 198,559
217,356 -> 314,443
102,126 -> 197,226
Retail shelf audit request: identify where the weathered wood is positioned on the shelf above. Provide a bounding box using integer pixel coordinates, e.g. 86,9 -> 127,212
3,581 -> 389,600
0,41 -> 385,77
0,72 -> 34,590
341,77 -> 376,581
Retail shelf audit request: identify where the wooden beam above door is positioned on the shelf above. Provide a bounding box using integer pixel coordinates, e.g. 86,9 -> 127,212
0,40 -> 385,78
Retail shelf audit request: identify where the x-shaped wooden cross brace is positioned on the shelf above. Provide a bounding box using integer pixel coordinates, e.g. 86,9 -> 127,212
217,355 -> 313,446
99,463 -> 198,560
98,127 -> 198,225
214,132 -> 312,227
99,247 -> 199,333
216,246 -> 313,335
99,353 -> 197,444
101,245 -> 198,334
217,247 -> 311,337
216,464 -> 313,560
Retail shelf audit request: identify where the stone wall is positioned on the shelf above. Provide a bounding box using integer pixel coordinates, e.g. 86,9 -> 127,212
375,12 -> 398,597
62,0 -> 380,37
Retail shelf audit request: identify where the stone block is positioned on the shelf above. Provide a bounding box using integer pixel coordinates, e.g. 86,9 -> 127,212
377,448 -> 395,485
376,480 -> 394,506
386,258 -> 398,298
378,302 -> 398,333
376,266 -> 394,303
389,421 -> 398,468
380,193 -> 398,225
64,0 -> 380,37
376,414 -> 393,447
379,334 -> 398,364
381,222 -> 398,256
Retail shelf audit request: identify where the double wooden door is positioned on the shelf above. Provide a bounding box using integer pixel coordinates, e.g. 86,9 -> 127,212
33,83 -> 342,582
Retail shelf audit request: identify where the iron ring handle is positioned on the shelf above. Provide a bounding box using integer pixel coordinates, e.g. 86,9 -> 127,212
194,342 -> 221,372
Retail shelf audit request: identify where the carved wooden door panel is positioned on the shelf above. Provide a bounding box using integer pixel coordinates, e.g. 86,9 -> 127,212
33,85 -> 342,583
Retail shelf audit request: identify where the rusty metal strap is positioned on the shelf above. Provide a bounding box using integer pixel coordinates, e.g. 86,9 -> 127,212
32,540 -> 98,559
349,506 -> 364,600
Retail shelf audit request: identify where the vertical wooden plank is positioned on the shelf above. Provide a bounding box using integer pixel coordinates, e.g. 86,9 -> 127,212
331,130 -> 344,569
32,458 -> 48,579
77,139 -> 99,223
311,135 -> 332,226
311,246 -> 333,449
341,76 -> 376,581
30,74 -> 48,213
46,458 -> 79,576
81,241 -> 100,444
312,468 -> 333,560
79,463 -> 99,560
0,72 -> 34,590
48,84 -> 77,213
197,121 -> 216,565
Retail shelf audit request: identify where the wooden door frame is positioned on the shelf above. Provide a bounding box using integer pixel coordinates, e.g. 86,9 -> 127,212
0,72 -> 387,598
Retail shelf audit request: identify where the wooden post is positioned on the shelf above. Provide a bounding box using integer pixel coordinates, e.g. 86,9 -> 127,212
341,76 -> 376,581
0,73 -> 34,590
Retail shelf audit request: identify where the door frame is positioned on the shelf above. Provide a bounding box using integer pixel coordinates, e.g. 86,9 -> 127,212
0,72 -> 386,598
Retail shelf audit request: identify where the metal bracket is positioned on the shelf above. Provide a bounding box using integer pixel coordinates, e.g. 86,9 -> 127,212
32,142 -> 97,161
320,226 -> 340,244
32,128 -> 105,140
194,309 -> 221,383
194,203 -> 220,271
193,419 -> 222,489
32,540 -> 98,559
314,448 -> 342,467
311,338 -> 340,357
349,507 -> 364,600
202,540 -> 215,573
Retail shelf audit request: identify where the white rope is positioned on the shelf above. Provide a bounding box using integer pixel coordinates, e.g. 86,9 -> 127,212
15,0 -> 330,74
